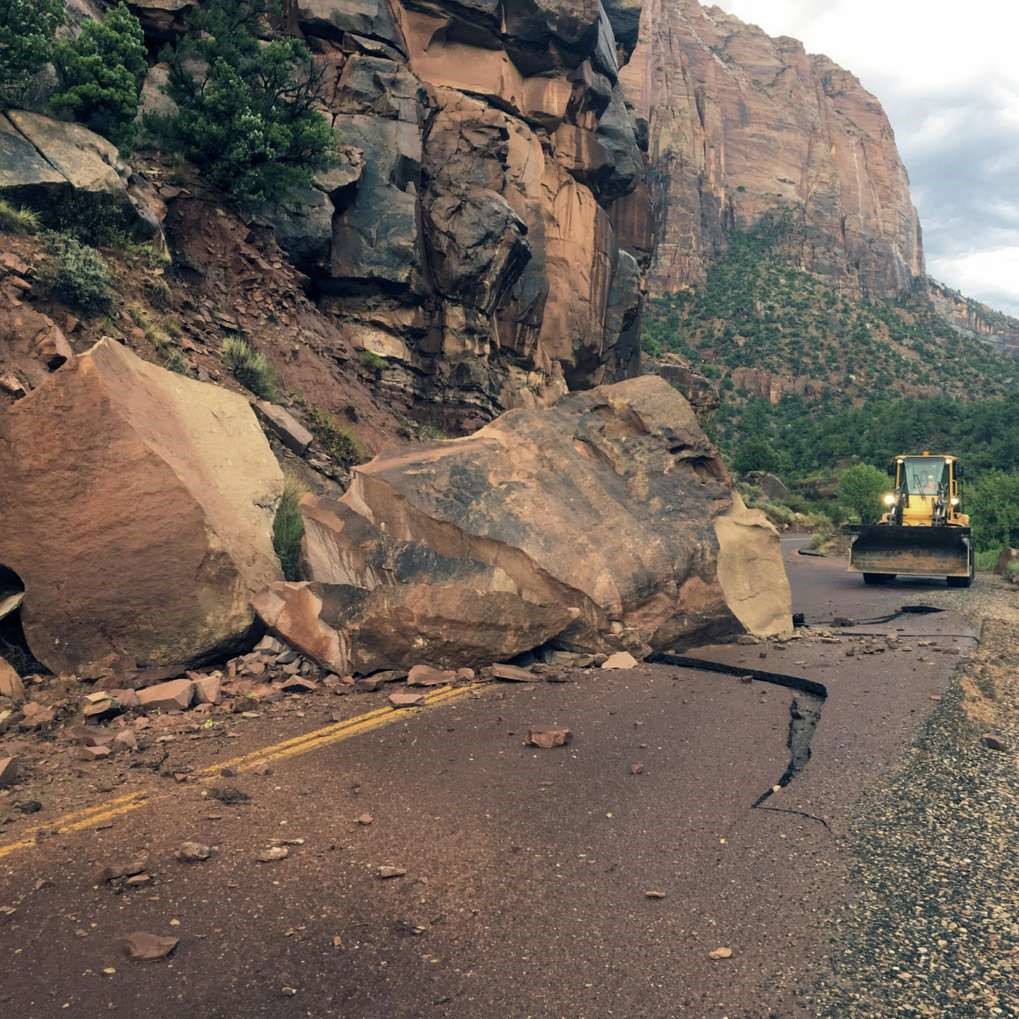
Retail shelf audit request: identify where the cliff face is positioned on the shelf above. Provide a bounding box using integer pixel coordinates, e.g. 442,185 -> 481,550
255,0 -> 652,429
618,0 -> 924,299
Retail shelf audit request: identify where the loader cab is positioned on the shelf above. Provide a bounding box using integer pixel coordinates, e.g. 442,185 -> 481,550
889,453 -> 968,528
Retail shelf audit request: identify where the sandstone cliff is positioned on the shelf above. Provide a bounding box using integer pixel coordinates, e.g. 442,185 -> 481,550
261,0 -> 652,428
619,0 -> 924,299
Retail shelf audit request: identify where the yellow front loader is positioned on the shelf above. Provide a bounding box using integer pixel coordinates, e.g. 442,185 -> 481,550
847,453 -> 974,588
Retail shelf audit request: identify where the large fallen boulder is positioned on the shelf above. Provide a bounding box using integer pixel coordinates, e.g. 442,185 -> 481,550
255,376 -> 792,673
0,339 -> 284,674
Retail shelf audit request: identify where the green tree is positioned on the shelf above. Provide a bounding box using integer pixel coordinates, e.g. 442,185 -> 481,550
51,2 -> 147,151
732,436 -> 783,476
968,472 -> 1019,553
0,0 -> 64,107
149,0 -> 335,206
838,463 -> 891,524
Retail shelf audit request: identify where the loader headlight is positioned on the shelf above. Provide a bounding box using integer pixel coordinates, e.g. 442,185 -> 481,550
883,493 -> 896,507
951,496 -> 960,507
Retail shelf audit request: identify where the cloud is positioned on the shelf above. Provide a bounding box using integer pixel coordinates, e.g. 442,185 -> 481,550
712,1 -> 1019,317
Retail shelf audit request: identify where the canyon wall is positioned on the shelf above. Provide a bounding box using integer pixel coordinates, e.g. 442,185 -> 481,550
618,0 -> 924,299
244,0 -> 654,429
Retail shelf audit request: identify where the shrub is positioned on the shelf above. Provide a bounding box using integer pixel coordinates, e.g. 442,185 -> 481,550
50,2 -> 146,152
43,189 -> 133,247
273,476 -> 306,580
0,0 -> 63,107
838,463 -> 890,525
40,233 -> 112,312
358,349 -> 387,373
148,0 -> 336,206
308,407 -> 363,467
0,198 -> 39,234
973,548 -> 1000,573
222,337 -> 278,400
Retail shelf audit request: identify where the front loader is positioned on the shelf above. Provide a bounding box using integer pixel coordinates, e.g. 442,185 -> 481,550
846,452 -> 974,588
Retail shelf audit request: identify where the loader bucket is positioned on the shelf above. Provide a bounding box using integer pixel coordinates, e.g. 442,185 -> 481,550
846,524 -> 972,578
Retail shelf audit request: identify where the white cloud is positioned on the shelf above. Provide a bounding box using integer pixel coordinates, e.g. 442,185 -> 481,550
712,1 -> 1019,316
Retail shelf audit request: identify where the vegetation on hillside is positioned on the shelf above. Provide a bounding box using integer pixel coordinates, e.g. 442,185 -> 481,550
148,0 -> 336,206
642,212 -> 1015,402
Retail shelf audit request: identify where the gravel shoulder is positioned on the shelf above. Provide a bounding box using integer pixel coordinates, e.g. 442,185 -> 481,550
812,576 -> 1018,1018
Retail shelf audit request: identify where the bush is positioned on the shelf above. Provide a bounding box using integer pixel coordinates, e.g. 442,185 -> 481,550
838,463 -> 890,525
50,2 -> 146,151
308,407 -> 363,467
222,337 -> 278,400
43,190 -> 133,247
358,349 -> 387,373
148,0 -> 335,206
973,548 -> 1000,573
0,0 -> 63,107
273,476 -> 306,580
40,233 -> 112,312
0,198 -> 39,234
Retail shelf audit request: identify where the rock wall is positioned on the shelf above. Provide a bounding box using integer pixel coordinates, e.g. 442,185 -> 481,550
252,0 -> 653,429
927,277 -> 1019,356
618,0 -> 924,299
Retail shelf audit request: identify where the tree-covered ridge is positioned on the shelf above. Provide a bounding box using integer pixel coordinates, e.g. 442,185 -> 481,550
642,212 -> 1017,403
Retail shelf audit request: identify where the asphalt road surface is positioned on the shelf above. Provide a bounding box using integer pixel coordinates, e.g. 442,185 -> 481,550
0,539 -> 979,1018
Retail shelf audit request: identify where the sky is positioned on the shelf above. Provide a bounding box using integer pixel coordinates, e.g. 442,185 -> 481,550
711,0 -> 1019,316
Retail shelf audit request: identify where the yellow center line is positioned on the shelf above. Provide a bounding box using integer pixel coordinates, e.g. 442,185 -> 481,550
0,682 -> 486,863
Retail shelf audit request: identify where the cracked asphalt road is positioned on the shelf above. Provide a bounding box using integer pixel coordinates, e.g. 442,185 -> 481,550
0,540 -> 983,1018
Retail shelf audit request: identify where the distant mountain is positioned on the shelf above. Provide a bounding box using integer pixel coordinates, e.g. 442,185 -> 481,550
622,0 -> 1019,404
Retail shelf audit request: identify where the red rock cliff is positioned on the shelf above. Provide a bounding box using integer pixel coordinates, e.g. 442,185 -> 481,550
618,0 -> 924,298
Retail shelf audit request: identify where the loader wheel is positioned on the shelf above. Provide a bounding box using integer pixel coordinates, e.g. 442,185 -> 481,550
863,573 -> 894,585
947,575 -> 973,588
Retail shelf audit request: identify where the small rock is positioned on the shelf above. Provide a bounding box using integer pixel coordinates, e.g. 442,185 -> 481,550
0,756 -> 20,788
356,814 -> 374,826
389,691 -> 425,708
278,676 -> 318,694
630,763 -> 644,775
407,664 -> 456,687
124,873 -> 152,887
175,841 -> 213,863
137,679 -> 194,713
601,651 -> 638,671
377,866 -> 406,879
257,846 -> 289,862
192,675 -> 222,705
708,947 -> 733,960
0,657 -> 25,701
982,733 -> 1008,752
456,668 -> 475,681
79,744 -> 113,761
490,663 -> 534,682
122,932 -> 178,961
113,729 -> 138,752
645,890 -> 666,899
527,726 -> 572,749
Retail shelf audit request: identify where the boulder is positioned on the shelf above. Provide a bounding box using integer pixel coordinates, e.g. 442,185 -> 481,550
0,111 -> 163,241
256,376 -> 791,673
0,339 -> 284,675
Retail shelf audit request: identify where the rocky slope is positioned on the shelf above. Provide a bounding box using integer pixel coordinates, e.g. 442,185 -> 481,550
619,0 -> 924,299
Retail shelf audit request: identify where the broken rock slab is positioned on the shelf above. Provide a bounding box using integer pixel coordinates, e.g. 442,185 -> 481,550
528,727 -> 573,748
0,339 -> 284,675
0,755 -> 19,787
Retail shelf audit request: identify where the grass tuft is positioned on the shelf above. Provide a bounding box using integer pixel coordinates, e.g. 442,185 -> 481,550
222,337 -> 278,400
273,476 -> 306,581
